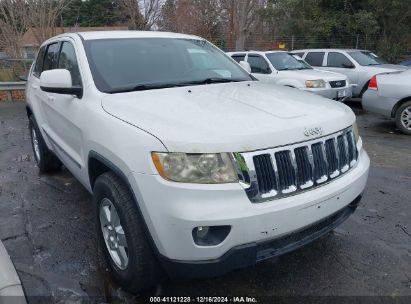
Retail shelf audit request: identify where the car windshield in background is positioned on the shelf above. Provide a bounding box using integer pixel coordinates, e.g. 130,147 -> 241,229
84,38 -> 252,93
266,52 -> 312,71
348,51 -> 387,66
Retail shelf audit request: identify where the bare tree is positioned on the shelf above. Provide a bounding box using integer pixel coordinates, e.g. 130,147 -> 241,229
233,0 -> 260,50
25,0 -> 72,46
0,0 -> 28,57
117,0 -> 164,30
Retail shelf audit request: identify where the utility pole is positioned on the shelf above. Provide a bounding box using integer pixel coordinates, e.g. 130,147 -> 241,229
356,34 -> 359,49
229,0 -> 235,51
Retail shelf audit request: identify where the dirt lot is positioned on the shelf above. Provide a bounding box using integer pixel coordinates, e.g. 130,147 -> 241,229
0,101 -> 410,303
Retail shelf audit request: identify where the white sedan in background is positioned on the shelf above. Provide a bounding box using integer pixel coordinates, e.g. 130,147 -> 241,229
228,51 -> 352,101
362,69 -> 411,135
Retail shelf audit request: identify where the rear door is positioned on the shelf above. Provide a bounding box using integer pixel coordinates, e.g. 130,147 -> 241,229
246,54 -> 273,82
37,40 -> 86,180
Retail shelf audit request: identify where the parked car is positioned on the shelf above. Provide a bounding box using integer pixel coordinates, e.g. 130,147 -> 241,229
291,49 -> 406,97
0,241 -> 26,303
227,51 -> 352,101
362,69 -> 411,135
399,58 -> 411,66
26,31 -> 370,293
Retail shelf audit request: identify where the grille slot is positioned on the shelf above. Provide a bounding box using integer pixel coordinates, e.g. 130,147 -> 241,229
253,154 -> 277,194
329,80 -> 346,88
245,128 -> 358,203
275,151 -> 296,192
311,143 -> 328,183
294,147 -> 312,187
325,139 -> 339,176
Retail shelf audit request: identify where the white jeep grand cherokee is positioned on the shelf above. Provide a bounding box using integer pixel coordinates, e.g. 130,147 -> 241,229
26,31 -> 370,292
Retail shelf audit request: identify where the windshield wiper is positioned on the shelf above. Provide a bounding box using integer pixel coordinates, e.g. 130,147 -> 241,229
182,78 -> 245,85
108,82 -> 185,93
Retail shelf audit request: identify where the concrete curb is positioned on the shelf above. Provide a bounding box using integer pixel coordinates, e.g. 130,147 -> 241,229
0,241 -> 26,303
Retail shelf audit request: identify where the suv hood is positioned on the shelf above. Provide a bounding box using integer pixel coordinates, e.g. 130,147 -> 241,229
102,82 -> 355,153
281,69 -> 347,81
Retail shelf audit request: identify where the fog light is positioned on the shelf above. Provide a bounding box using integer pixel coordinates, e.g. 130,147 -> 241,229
196,226 -> 210,239
192,225 -> 231,246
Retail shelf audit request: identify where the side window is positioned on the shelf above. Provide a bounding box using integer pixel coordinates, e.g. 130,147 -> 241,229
305,52 -> 325,66
42,43 -> 60,72
231,54 -> 245,63
248,55 -> 271,74
327,52 -> 353,68
58,42 -> 82,86
33,46 -> 46,78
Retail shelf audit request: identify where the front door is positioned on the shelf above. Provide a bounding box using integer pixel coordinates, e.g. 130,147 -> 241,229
37,40 -> 86,181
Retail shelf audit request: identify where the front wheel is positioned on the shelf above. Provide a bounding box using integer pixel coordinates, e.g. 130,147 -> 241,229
395,101 -> 411,135
93,172 -> 163,293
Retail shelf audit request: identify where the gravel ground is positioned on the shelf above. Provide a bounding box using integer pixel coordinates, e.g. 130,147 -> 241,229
0,101 -> 410,303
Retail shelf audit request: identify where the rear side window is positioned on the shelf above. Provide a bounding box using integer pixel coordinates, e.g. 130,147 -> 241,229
42,43 -> 60,72
231,54 -> 246,63
58,42 -> 82,86
248,55 -> 271,74
33,46 -> 46,78
305,52 -> 325,66
327,52 -> 353,68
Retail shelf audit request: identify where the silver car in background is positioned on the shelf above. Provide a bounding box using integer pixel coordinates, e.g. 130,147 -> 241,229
362,69 -> 411,135
292,49 -> 406,97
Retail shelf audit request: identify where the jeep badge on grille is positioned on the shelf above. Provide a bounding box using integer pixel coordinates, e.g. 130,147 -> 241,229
304,127 -> 323,137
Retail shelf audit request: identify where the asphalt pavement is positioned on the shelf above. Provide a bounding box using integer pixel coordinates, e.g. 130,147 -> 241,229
0,101 -> 410,303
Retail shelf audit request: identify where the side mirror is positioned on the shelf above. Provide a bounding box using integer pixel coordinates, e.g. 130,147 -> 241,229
342,63 -> 355,69
239,61 -> 252,73
40,69 -> 83,98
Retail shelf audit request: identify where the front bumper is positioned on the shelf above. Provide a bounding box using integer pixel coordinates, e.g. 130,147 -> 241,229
128,148 -> 369,265
161,195 -> 361,279
303,85 -> 353,101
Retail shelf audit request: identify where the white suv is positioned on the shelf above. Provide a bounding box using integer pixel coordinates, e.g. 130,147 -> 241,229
228,51 -> 352,101
26,31 -> 370,293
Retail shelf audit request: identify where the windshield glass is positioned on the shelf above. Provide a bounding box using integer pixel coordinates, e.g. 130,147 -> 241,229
84,38 -> 252,93
266,52 -> 312,71
348,51 -> 387,66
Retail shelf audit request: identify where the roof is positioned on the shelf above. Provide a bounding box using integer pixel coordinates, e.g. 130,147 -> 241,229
227,50 -> 287,55
0,52 -> 10,60
76,31 -> 202,41
20,26 -> 129,47
291,48 -> 367,52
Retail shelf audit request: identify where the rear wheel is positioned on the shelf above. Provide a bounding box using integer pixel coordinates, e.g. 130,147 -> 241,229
29,115 -> 62,173
93,172 -> 163,293
395,101 -> 411,135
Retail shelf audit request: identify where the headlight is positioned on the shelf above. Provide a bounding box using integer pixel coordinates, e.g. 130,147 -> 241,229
151,152 -> 238,184
306,79 -> 326,88
353,122 -> 360,143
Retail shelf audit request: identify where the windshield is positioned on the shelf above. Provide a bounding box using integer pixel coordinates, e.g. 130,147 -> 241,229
266,52 -> 312,71
348,51 -> 387,66
84,38 -> 252,93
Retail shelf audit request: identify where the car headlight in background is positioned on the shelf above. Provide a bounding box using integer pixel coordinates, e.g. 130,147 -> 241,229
353,122 -> 360,143
305,79 -> 326,88
151,152 -> 238,183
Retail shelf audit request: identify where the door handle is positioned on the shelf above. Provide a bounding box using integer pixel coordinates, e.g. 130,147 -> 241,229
31,84 -> 39,89
47,95 -> 55,101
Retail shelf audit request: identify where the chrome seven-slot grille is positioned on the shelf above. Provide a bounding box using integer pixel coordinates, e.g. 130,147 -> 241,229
238,128 -> 358,203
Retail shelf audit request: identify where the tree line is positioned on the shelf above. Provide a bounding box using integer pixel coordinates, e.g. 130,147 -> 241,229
1,0 -> 410,61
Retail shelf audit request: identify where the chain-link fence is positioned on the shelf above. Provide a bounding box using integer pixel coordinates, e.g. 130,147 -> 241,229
212,34 -> 411,63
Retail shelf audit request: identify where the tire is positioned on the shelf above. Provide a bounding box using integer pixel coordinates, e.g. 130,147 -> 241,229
395,100 -> 411,135
29,115 -> 62,173
93,172 -> 163,293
